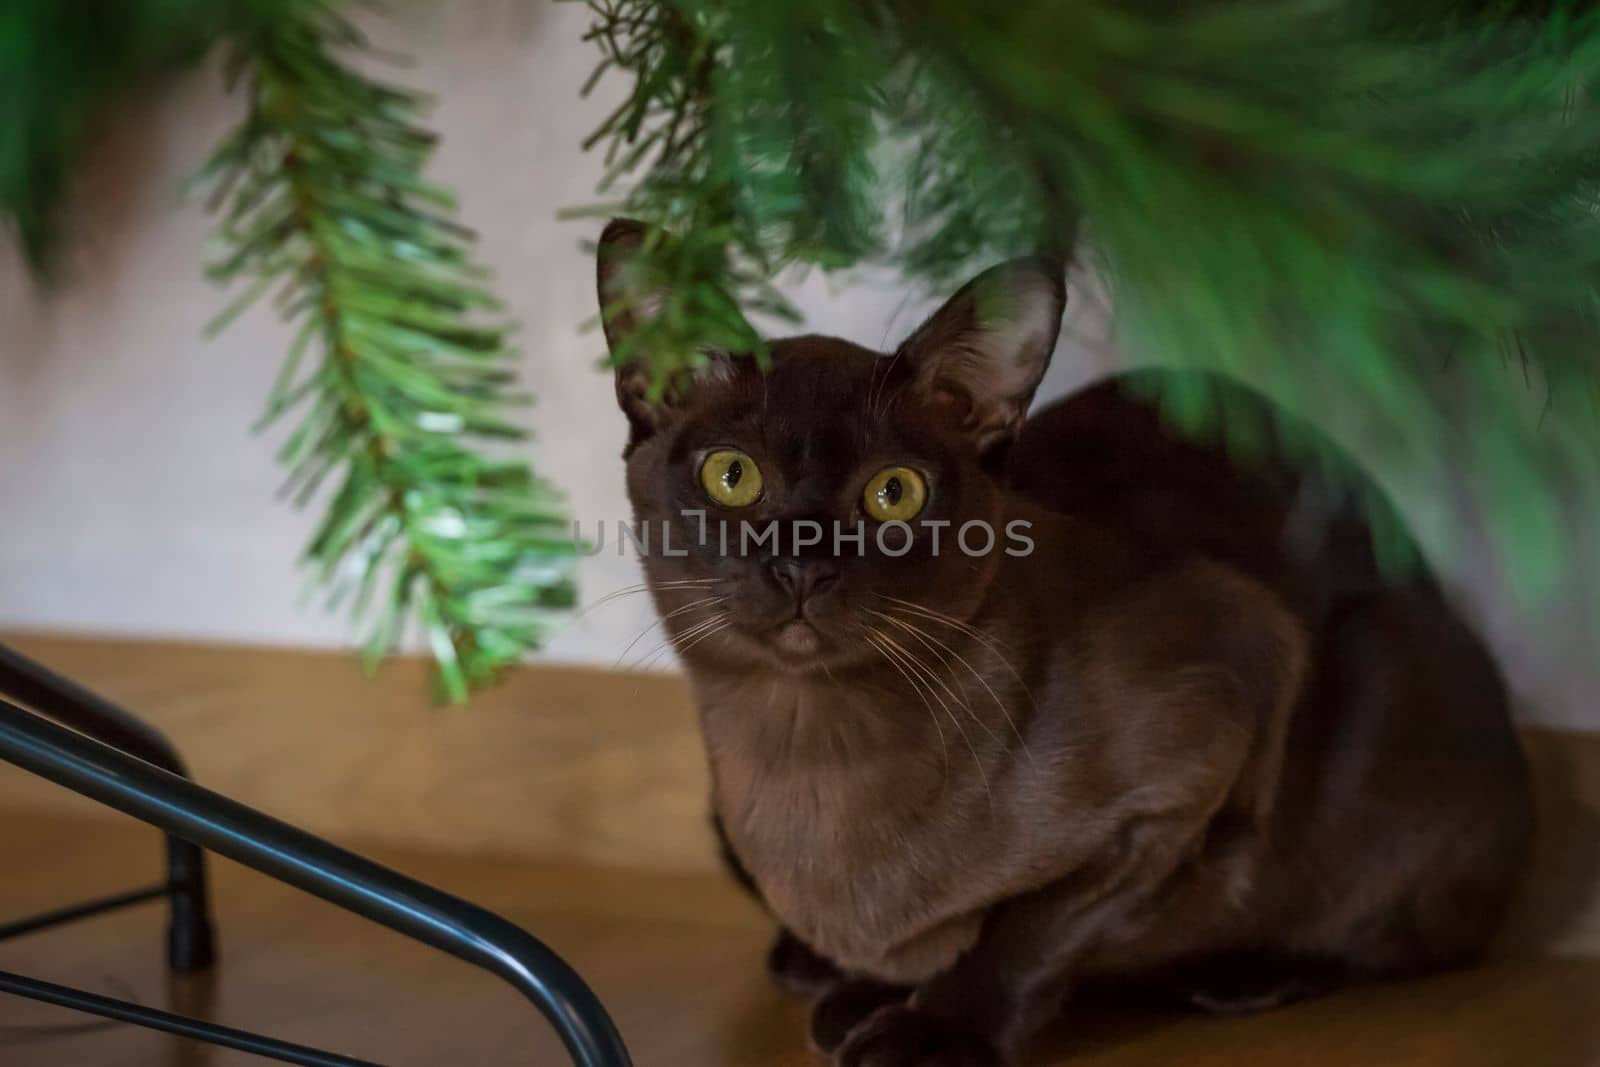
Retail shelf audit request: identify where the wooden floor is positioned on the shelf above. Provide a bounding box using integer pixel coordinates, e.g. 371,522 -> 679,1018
1,813 -> 1596,1067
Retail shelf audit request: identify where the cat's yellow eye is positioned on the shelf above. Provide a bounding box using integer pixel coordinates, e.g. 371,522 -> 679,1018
700,449 -> 764,508
862,466 -> 928,523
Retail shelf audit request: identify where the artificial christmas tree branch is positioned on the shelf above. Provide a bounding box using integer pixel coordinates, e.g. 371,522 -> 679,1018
201,3 -> 575,701
581,0 -> 1600,599
8,1 -> 1600,696
0,0 -> 289,270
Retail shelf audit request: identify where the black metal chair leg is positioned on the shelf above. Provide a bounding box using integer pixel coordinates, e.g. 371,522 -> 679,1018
0,969 -> 382,1067
0,643 -> 214,972
0,696 -> 633,1066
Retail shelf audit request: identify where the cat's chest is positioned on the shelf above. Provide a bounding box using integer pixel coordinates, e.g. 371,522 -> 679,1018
703,687 -> 996,980
717,766 -> 978,979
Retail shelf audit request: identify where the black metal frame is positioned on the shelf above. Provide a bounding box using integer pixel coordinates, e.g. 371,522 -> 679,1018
0,643 -> 632,1067
0,643 -> 214,972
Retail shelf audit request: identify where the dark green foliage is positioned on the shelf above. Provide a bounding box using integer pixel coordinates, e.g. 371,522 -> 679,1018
0,0 -> 289,269
575,1 -> 891,389
581,0 -> 1600,600
9,0 -> 1600,696
200,3 -> 576,701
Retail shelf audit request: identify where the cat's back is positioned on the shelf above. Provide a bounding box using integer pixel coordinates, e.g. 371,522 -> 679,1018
1012,377 -> 1530,965
1008,368 -> 1413,612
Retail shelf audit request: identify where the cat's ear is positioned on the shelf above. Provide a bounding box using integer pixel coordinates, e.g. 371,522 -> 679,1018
894,257 -> 1065,456
596,218 -> 735,445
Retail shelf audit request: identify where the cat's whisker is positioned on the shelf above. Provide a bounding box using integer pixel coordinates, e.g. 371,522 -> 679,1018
868,622 -> 997,751
868,626 -> 993,808
668,617 -> 733,663
875,594 -> 1018,656
659,595 -> 728,625
875,595 -> 1039,718
614,620 -> 662,672
577,578 -> 716,620
637,611 -> 731,668
870,609 -> 1033,762
870,613 -> 1002,746
615,596 -> 726,669
860,626 -> 950,780
872,628 -> 990,762
628,629 -> 699,674
612,595 -> 728,668
574,584 -> 650,620
624,612 -> 730,700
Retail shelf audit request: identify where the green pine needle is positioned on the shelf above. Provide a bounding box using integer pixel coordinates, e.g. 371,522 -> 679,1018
11,0 -> 1600,693
202,2 -> 576,701
581,0 -> 1600,603
0,1 -> 286,269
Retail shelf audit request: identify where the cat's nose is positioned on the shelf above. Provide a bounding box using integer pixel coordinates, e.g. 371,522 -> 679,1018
765,557 -> 839,603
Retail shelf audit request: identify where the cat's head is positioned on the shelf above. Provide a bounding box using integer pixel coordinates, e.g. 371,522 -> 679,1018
598,219 -> 1064,675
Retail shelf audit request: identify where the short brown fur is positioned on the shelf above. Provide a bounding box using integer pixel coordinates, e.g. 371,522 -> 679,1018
599,220 -> 1533,1066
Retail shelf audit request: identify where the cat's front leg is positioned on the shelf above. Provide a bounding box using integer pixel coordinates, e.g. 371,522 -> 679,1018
712,808 -> 847,995
833,1000 -> 1010,1067
833,774 -> 1248,1065
809,978 -> 912,1056
768,926 -> 844,996
830,895 -> 1070,1067
832,881 -> 1117,1067
825,866 -> 1124,1067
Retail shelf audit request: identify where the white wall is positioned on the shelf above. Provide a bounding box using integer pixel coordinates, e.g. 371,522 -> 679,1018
0,1 -> 1592,728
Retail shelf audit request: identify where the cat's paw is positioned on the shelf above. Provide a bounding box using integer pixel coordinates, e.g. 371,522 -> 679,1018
834,1004 -> 1001,1067
810,980 -> 909,1054
766,928 -> 842,997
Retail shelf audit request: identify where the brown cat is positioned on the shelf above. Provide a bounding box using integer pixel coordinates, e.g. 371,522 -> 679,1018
597,220 -> 1533,1066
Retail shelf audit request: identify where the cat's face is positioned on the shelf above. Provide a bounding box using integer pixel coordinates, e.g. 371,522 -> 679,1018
619,338 -> 1005,674
598,221 -> 1064,675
